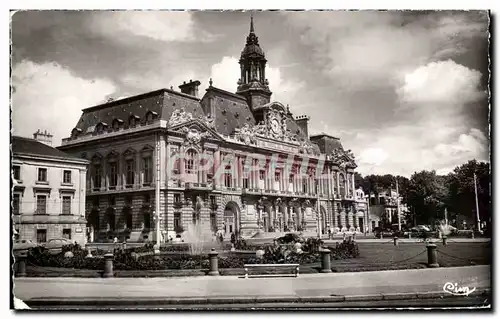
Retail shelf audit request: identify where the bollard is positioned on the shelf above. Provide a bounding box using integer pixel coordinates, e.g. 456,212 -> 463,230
208,248 -> 220,276
319,248 -> 332,273
442,236 -> 447,246
380,232 -> 383,239
393,237 -> 398,246
16,255 -> 27,277
103,253 -> 114,278
408,233 -> 411,239
426,244 -> 439,268
471,231 -> 475,239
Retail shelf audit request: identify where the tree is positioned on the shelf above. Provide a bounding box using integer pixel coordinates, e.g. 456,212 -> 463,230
446,160 -> 490,227
406,170 -> 448,225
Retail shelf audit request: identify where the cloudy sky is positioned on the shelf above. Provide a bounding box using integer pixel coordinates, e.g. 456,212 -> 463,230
11,10 -> 490,177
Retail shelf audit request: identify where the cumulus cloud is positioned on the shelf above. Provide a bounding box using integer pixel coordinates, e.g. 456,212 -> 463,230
398,59 -> 484,106
12,60 -> 116,146
284,11 -> 488,90
88,11 -> 217,43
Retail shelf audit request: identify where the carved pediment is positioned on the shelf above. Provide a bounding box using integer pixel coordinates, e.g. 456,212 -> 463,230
299,139 -> 320,156
168,108 -> 216,130
330,148 -> 356,167
141,145 -> 155,153
106,150 -> 120,159
123,147 -> 137,158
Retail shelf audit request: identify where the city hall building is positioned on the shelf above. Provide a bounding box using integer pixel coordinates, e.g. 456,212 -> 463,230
58,18 -> 367,242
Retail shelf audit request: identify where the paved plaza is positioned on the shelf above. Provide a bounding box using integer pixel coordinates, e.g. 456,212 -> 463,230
15,265 -> 490,303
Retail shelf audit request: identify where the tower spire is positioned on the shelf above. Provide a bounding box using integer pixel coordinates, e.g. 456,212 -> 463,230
250,12 -> 255,33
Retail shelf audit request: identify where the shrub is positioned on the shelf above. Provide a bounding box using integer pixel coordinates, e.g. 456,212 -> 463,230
302,237 -> 323,253
328,240 -> 360,260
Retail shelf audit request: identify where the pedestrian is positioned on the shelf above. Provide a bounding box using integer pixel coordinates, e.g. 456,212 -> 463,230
328,227 -> 332,239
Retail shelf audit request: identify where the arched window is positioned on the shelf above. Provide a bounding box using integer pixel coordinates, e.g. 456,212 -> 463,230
339,173 -> 346,197
185,150 -> 198,174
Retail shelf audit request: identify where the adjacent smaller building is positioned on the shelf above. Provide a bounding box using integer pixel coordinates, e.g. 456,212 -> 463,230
12,132 -> 89,245
365,189 -> 408,230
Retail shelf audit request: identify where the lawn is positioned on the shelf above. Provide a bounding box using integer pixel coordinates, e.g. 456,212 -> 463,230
327,241 -> 491,272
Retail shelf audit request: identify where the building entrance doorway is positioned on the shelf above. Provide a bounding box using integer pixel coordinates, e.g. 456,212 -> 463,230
358,217 -> 364,233
223,201 -> 239,238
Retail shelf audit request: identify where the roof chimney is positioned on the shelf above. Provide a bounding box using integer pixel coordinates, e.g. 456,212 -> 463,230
178,79 -> 201,98
295,115 -> 310,138
33,129 -> 53,146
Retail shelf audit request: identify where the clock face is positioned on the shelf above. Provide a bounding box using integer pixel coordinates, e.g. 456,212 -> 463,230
270,119 -> 280,134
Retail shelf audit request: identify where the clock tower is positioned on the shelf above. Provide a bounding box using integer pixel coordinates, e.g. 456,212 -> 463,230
236,14 -> 272,113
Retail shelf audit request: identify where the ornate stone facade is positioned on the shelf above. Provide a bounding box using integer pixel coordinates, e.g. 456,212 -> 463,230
58,16 -> 364,242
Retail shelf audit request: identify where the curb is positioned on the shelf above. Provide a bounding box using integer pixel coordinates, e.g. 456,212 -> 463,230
25,288 -> 491,307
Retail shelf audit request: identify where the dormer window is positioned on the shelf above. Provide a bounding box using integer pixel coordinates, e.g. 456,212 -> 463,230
112,118 -> 123,130
71,128 -> 82,139
145,111 -> 158,123
95,122 -> 108,134
129,115 -> 140,127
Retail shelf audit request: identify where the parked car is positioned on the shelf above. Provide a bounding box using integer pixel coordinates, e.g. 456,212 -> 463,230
13,239 -> 38,251
410,225 -> 432,232
373,227 -> 394,238
41,238 -> 74,254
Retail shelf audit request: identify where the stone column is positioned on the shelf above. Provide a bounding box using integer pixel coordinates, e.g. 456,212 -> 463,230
353,207 -> 358,229
336,171 -> 340,196
351,173 -> 355,197
348,207 -> 354,230
341,208 -> 346,230
178,146 -> 185,185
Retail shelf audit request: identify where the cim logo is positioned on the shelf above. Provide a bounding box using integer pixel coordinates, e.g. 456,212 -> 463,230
443,282 -> 477,296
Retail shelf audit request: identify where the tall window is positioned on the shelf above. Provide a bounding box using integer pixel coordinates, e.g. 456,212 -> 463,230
36,229 -> 47,243
224,172 -> 232,188
206,151 -> 214,181
174,212 -> 181,230
63,170 -> 72,184
13,165 -> 20,180
125,195 -> 133,207
36,195 -> 47,214
143,213 -> 151,229
143,157 -> 152,184
108,162 -> 118,188
125,159 -> 135,186
259,170 -> 265,180
62,228 -> 72,240
275,171 -> 280,182
210,213 -> 217,232
93,164 -> 102,189
171,147 -> 180,174
38,168 -> 47,182
185,150 -> 197,174
339,173 -> 346,197
62,196 -> 71,214
174,193 -> 181,203
243,178 -> 249,189
12,194 -> 20,215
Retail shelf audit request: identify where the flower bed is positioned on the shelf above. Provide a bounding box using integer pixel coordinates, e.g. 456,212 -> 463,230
26,239 -> 360,272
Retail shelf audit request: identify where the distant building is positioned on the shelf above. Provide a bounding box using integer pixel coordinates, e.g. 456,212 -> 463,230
12,133 -> 89,245
366,189 -> 408,230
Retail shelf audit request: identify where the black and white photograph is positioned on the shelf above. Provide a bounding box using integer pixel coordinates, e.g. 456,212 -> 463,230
9,8 -> 491,311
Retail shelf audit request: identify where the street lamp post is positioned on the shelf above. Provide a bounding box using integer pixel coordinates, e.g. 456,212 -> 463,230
316,180 -> 321,238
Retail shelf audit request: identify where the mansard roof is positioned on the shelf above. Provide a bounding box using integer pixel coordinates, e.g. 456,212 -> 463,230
310,133 -> 344,154
201,86 -> 256,136
12,136 -> 87,162
72,88 -> 202,135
